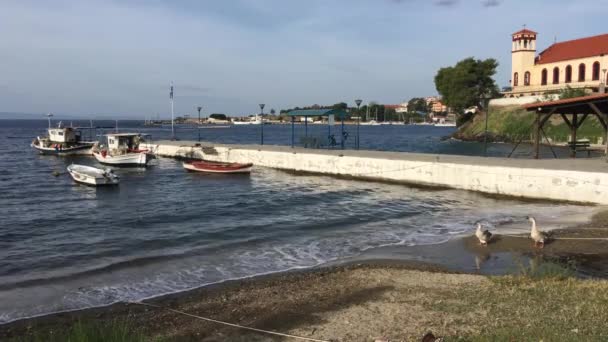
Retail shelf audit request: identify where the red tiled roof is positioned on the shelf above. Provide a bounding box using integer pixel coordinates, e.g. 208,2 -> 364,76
513,29 -> 537,36
383,104 -> 402,109
536,34 -> 608,65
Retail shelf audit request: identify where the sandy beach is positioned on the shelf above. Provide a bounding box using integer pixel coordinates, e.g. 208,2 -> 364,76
3,211 -> 608,341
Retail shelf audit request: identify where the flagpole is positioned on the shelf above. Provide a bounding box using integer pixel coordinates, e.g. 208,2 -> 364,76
170,82 -> 175,139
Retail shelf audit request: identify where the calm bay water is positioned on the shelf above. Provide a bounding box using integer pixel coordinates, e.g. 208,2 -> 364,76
0,119 -> 595,322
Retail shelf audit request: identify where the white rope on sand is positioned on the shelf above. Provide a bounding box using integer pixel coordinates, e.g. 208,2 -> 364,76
128,301 -> 331,342
500,234 -> 608,241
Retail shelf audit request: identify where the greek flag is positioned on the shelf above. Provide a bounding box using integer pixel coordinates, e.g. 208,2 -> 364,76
169,83 -> 174,100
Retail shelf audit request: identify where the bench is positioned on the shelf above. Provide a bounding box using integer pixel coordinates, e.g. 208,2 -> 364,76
567,140 -> 592,157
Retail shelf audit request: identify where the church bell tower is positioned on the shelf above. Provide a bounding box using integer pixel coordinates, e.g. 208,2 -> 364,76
511,27 -> 537,89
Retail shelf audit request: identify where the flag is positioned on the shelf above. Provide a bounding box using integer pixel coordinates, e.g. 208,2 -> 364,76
170,82 -> 174,100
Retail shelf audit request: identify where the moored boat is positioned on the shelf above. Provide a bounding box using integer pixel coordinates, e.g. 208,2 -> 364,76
67,164 -> 119,186
31,125 -> 96,155
92,133 -> 154,166
183,160 -> 253,174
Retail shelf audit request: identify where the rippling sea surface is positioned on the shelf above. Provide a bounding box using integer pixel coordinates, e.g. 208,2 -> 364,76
0,119 -> 596,322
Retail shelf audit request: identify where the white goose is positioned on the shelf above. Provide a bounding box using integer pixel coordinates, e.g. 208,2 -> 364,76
527,216 -> 549,248
475,223 -> 492,246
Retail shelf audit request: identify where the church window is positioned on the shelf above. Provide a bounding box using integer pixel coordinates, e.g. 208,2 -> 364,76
553,67 -> 559,84
579,64 -> 586,82
565,65 -> 572,83
593,62 -> 600,81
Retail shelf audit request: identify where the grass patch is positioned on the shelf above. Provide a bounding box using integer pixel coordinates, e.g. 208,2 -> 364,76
442,267 -> 608,341
8,319 -> 150,342
459,105 -> 605,143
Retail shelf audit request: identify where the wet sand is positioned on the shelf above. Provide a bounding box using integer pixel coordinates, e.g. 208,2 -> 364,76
2,212 -> 608,341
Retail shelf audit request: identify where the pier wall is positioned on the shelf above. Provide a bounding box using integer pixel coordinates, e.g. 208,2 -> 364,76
143,141 -> 608,205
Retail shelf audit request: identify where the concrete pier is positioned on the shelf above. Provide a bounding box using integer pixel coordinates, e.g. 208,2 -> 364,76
142,140 -> 608,205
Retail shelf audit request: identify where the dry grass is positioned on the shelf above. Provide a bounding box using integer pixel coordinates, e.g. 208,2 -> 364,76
285,266 -> 608,342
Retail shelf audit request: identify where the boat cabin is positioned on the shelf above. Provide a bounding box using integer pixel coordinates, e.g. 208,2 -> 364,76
48,127 -> 80,143
106,133 -> 148,153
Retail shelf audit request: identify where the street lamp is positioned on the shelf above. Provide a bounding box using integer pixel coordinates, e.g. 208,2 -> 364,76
355,99 -> 362,150
482,94 -> 492,157
259,103 -> 265,145
197,106 -> 202,141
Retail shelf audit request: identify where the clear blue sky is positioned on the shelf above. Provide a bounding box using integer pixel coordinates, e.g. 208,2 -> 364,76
2,0 -> 607,118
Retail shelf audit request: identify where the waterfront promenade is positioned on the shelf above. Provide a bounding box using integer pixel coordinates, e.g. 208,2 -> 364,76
143,140 -> 608,205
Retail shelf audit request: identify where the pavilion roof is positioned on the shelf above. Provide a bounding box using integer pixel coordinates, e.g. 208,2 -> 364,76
523,93 -> 608,115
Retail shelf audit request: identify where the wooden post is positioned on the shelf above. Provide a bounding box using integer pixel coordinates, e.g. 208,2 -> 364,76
605,114 -> 608,160
534,112 -> 541,159
571,114 -> 577,158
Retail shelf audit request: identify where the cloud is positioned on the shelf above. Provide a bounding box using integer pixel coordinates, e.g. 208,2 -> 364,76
481,0 -> 501,7
435,0 -> 459,6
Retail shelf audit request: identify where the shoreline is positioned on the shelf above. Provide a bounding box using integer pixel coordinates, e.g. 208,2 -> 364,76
2,211 -> 608,340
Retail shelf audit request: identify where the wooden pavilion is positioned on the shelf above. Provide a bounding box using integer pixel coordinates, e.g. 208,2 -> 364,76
523,93 -> 608,159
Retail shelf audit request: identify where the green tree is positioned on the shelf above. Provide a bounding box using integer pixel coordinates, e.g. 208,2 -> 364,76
209,113 -> 227,120
332,102 -> 348,111
558,85 -> 586,99
434,57 -> 499,114
407,98 -> 428,113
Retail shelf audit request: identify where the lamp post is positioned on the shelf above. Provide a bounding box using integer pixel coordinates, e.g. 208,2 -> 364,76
482,94 -> 492,157
355,99 -> 362,150
197,106 -> 202,141
259,103 -> 265,145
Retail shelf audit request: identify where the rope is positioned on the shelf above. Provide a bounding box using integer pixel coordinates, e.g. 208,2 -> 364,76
127,301 -> 331,342
500,234 -> 608,241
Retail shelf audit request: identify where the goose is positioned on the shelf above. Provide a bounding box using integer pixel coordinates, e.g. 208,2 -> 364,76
527,216 -> 549,248
475,222 -> 492,246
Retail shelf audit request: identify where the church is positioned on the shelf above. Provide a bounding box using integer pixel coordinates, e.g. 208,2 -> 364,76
505,28 -> 608,97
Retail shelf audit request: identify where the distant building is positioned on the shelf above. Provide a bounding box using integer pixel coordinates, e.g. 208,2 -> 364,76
395,102 -> 409,113
504,28 -> 608,97
431,101 -> 447,113
383,104 -> 402,111
425,96 -> 440,106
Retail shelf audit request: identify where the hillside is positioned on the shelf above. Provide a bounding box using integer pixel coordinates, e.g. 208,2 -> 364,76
454,104 -> 605,144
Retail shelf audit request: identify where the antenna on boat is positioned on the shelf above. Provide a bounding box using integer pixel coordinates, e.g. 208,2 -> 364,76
47,113 -> 53,128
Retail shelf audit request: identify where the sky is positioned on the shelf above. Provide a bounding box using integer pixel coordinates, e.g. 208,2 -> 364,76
2,0 -> 608,118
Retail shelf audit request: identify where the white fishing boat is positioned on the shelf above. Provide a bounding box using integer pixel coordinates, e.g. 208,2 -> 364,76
232,115 -> 263,125
433,122 -> 456,127
92,133 -> 154,166
31,123 -> 96,156
67,164 -> 119,186
360,120 -> 381,126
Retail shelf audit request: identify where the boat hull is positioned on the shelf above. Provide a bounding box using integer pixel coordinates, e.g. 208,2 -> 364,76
183,161 -> 253,174
31,142 -> 93,155
93,151 -> 151,166
67,164 -> 119,186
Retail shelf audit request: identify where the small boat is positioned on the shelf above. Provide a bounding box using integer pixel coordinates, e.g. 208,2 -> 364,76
183,160 -> 253,174
92,133 -> 154,166
67,164 -> 119,186
31,125 -> 96,155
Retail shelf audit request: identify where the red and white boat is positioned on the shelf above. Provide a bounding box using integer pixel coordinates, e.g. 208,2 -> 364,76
183,160 -> 253,174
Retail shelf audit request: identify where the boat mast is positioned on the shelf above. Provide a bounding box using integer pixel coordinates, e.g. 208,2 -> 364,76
170,82 -> 175,139
47,113 -> 53,128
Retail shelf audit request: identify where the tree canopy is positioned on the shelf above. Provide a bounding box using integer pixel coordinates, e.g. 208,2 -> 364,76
407,98 -> 428,113
209,113 -> 227,120
434,57 -> 499,113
